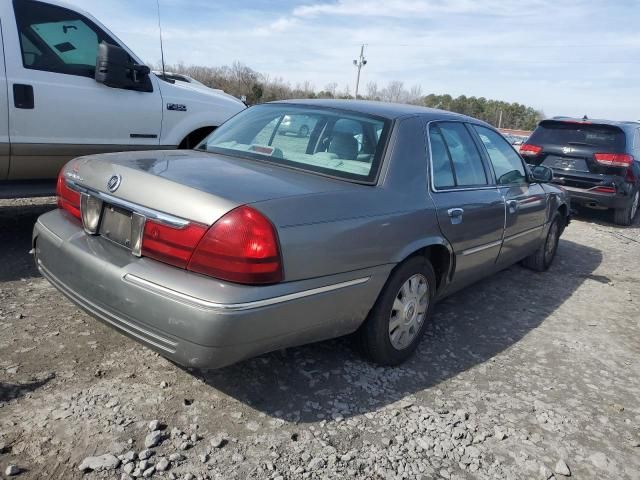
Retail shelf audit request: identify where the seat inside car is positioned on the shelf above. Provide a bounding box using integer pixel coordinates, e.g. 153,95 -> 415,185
328,132 -> 359,160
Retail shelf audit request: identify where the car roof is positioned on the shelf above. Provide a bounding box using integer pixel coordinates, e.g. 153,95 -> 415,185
272,99 -> 491,124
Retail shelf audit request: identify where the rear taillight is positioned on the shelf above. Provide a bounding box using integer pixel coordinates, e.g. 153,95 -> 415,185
188,206 -> 283,284
593,186 -> 616,194
594,153 -> 633,167
142,220 -> 208,269
519,143 -> 542,156
56,170 -> 81,220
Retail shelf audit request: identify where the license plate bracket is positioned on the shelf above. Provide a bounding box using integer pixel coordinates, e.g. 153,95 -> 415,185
99,205 -> 134,249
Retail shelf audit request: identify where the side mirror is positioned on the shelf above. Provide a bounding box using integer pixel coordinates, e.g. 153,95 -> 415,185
95,42 -> 152,92
529,165 -> 553,183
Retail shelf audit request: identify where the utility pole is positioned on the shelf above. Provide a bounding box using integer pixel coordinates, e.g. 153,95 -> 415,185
498,109 -> 503,129
353,44 -> 367,99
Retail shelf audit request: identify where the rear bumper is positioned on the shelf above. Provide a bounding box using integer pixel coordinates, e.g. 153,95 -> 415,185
33,210 -> 391,369
560,185 -> 630,209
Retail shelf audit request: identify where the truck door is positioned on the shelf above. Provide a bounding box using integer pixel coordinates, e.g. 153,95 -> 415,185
471,125 -> 548,266
0,18 -> 9,180
4,0 -> 163,180
427,121 -> 505,289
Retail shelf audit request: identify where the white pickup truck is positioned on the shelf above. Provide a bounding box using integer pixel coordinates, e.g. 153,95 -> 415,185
0,0 -> 245,198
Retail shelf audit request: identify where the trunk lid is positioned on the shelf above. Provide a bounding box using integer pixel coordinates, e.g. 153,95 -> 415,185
64,149 -> 353,226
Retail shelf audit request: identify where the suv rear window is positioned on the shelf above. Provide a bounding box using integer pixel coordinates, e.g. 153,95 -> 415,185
529,121 -> 625,152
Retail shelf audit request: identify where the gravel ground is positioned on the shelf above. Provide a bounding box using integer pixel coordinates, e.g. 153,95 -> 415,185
1,197 -> 639,480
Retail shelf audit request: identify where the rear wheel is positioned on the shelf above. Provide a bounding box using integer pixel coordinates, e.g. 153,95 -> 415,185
522,213 -> 562,272
613,190 -> 639,226
358,257 -> 436,366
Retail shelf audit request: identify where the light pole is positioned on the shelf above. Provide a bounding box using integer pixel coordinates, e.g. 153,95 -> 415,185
353,44 -> 367,99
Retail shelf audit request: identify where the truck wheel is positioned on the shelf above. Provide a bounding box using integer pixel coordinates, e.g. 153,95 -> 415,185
613,190 -> 639,226
522,213 -> 562,272
358,257 -> 436,366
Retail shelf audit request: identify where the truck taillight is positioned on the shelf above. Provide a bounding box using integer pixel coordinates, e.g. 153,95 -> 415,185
56,170 -> 81,220
594,153 -> 633,168
188,206 -> 283,285
519,143 -> 542,156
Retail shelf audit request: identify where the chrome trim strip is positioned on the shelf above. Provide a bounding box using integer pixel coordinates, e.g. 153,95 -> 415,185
461,239 -> 502,256
123,274 -> 371,312
67,180 -> 189,228
503,225 -> 544,243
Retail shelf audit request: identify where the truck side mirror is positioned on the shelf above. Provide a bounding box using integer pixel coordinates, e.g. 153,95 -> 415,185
95,42 -> 153,93
529,165 -> 553,183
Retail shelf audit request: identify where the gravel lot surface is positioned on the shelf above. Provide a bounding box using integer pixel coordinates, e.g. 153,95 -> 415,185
1,197 -> 639,480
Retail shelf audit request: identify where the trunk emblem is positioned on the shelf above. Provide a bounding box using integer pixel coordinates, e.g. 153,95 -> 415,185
107,174 -> 122,192
562,146 -> 574,154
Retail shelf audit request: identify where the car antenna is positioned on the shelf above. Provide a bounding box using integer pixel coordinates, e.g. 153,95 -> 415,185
156,0 -> 169,82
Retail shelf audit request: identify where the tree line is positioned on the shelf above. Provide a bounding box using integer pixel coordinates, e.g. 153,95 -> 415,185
160,62 -> 543,131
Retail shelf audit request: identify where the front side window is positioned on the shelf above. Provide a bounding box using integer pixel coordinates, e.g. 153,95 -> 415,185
429,122 -> 488,188
198,104 -> 389,183
473,125 -> 527,185
14,0 -> 115,77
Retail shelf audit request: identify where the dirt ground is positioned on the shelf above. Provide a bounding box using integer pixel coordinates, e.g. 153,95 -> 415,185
0,197 -> 639,480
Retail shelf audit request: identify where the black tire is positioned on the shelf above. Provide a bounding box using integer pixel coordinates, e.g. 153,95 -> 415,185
298,125 -> 309,137
357,257 -> 436,366
522,213 -> 562,272
613,189 -> 639,226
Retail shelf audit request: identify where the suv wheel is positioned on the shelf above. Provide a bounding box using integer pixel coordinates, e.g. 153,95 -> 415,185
614,190 -> 639,226
522,213 -> 562,272
357,257 -> 436,366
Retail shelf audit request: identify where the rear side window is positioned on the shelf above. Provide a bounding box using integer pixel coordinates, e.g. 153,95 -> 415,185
14,0 -> 116,78
473,126 -> 527,185
528,121 -> 626,152
429,122 -> 488,188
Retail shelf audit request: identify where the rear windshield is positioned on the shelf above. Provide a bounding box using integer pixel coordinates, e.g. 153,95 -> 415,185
529,121 -> 625,152
197,104 -> 390,183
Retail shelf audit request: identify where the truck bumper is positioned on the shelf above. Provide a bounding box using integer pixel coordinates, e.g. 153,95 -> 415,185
33,210 -> 391,369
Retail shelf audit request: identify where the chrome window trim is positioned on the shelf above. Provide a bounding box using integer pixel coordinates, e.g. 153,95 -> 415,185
424,119 -> 500,194
123,274 -> 371,313
67,180 -> 190,228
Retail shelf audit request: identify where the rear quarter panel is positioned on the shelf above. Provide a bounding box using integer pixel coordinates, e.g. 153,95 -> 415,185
255,116 -> 450,282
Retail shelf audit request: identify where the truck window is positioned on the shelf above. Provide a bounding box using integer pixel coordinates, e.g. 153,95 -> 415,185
14,0 -> 116,78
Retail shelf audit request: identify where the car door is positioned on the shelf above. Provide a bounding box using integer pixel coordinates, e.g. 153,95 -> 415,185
427,121 -> 505,289
471,125 -> 548,266
4,0 -> 163,180
0,17 -> 9,180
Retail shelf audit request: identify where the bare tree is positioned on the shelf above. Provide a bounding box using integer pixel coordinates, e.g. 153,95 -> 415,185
382,80 -> 405,103
324,82 -> 338,97
366,81 -> 379,100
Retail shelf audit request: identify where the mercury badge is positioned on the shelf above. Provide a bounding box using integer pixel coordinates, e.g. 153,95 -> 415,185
107,174 -> 122,193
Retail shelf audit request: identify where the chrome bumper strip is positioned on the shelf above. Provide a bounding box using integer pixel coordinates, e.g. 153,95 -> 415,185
123,274 -> 370,312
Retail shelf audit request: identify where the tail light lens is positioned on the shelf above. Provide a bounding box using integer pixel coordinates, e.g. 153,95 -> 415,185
593,186 -> 616,194
142,220 -> 208,269
594,153 -> 633,167
56,170 -> 81,220
519,144 -> 542,156
188,206 -> 283,284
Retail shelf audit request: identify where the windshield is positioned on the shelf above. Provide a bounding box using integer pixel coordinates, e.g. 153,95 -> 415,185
198,104 -> 390,183
530,121 -> 625,151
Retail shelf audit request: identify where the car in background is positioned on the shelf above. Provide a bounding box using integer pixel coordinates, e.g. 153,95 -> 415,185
34,100 -> 570,370
278,114 -> 314,137
521,117 -> 640,225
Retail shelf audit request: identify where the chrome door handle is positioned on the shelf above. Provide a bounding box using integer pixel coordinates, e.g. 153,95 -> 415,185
447,208 -> 464,224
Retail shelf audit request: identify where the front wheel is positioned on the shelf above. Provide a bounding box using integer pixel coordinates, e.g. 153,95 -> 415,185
522,214 -> 562,272
357,257 -> 436,366
613,190 -> 639,226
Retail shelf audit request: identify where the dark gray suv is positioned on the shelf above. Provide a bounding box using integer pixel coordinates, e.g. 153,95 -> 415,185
521,117 -> 640,225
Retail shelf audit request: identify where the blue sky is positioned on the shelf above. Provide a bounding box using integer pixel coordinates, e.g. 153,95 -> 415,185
67,0 -> 639,120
